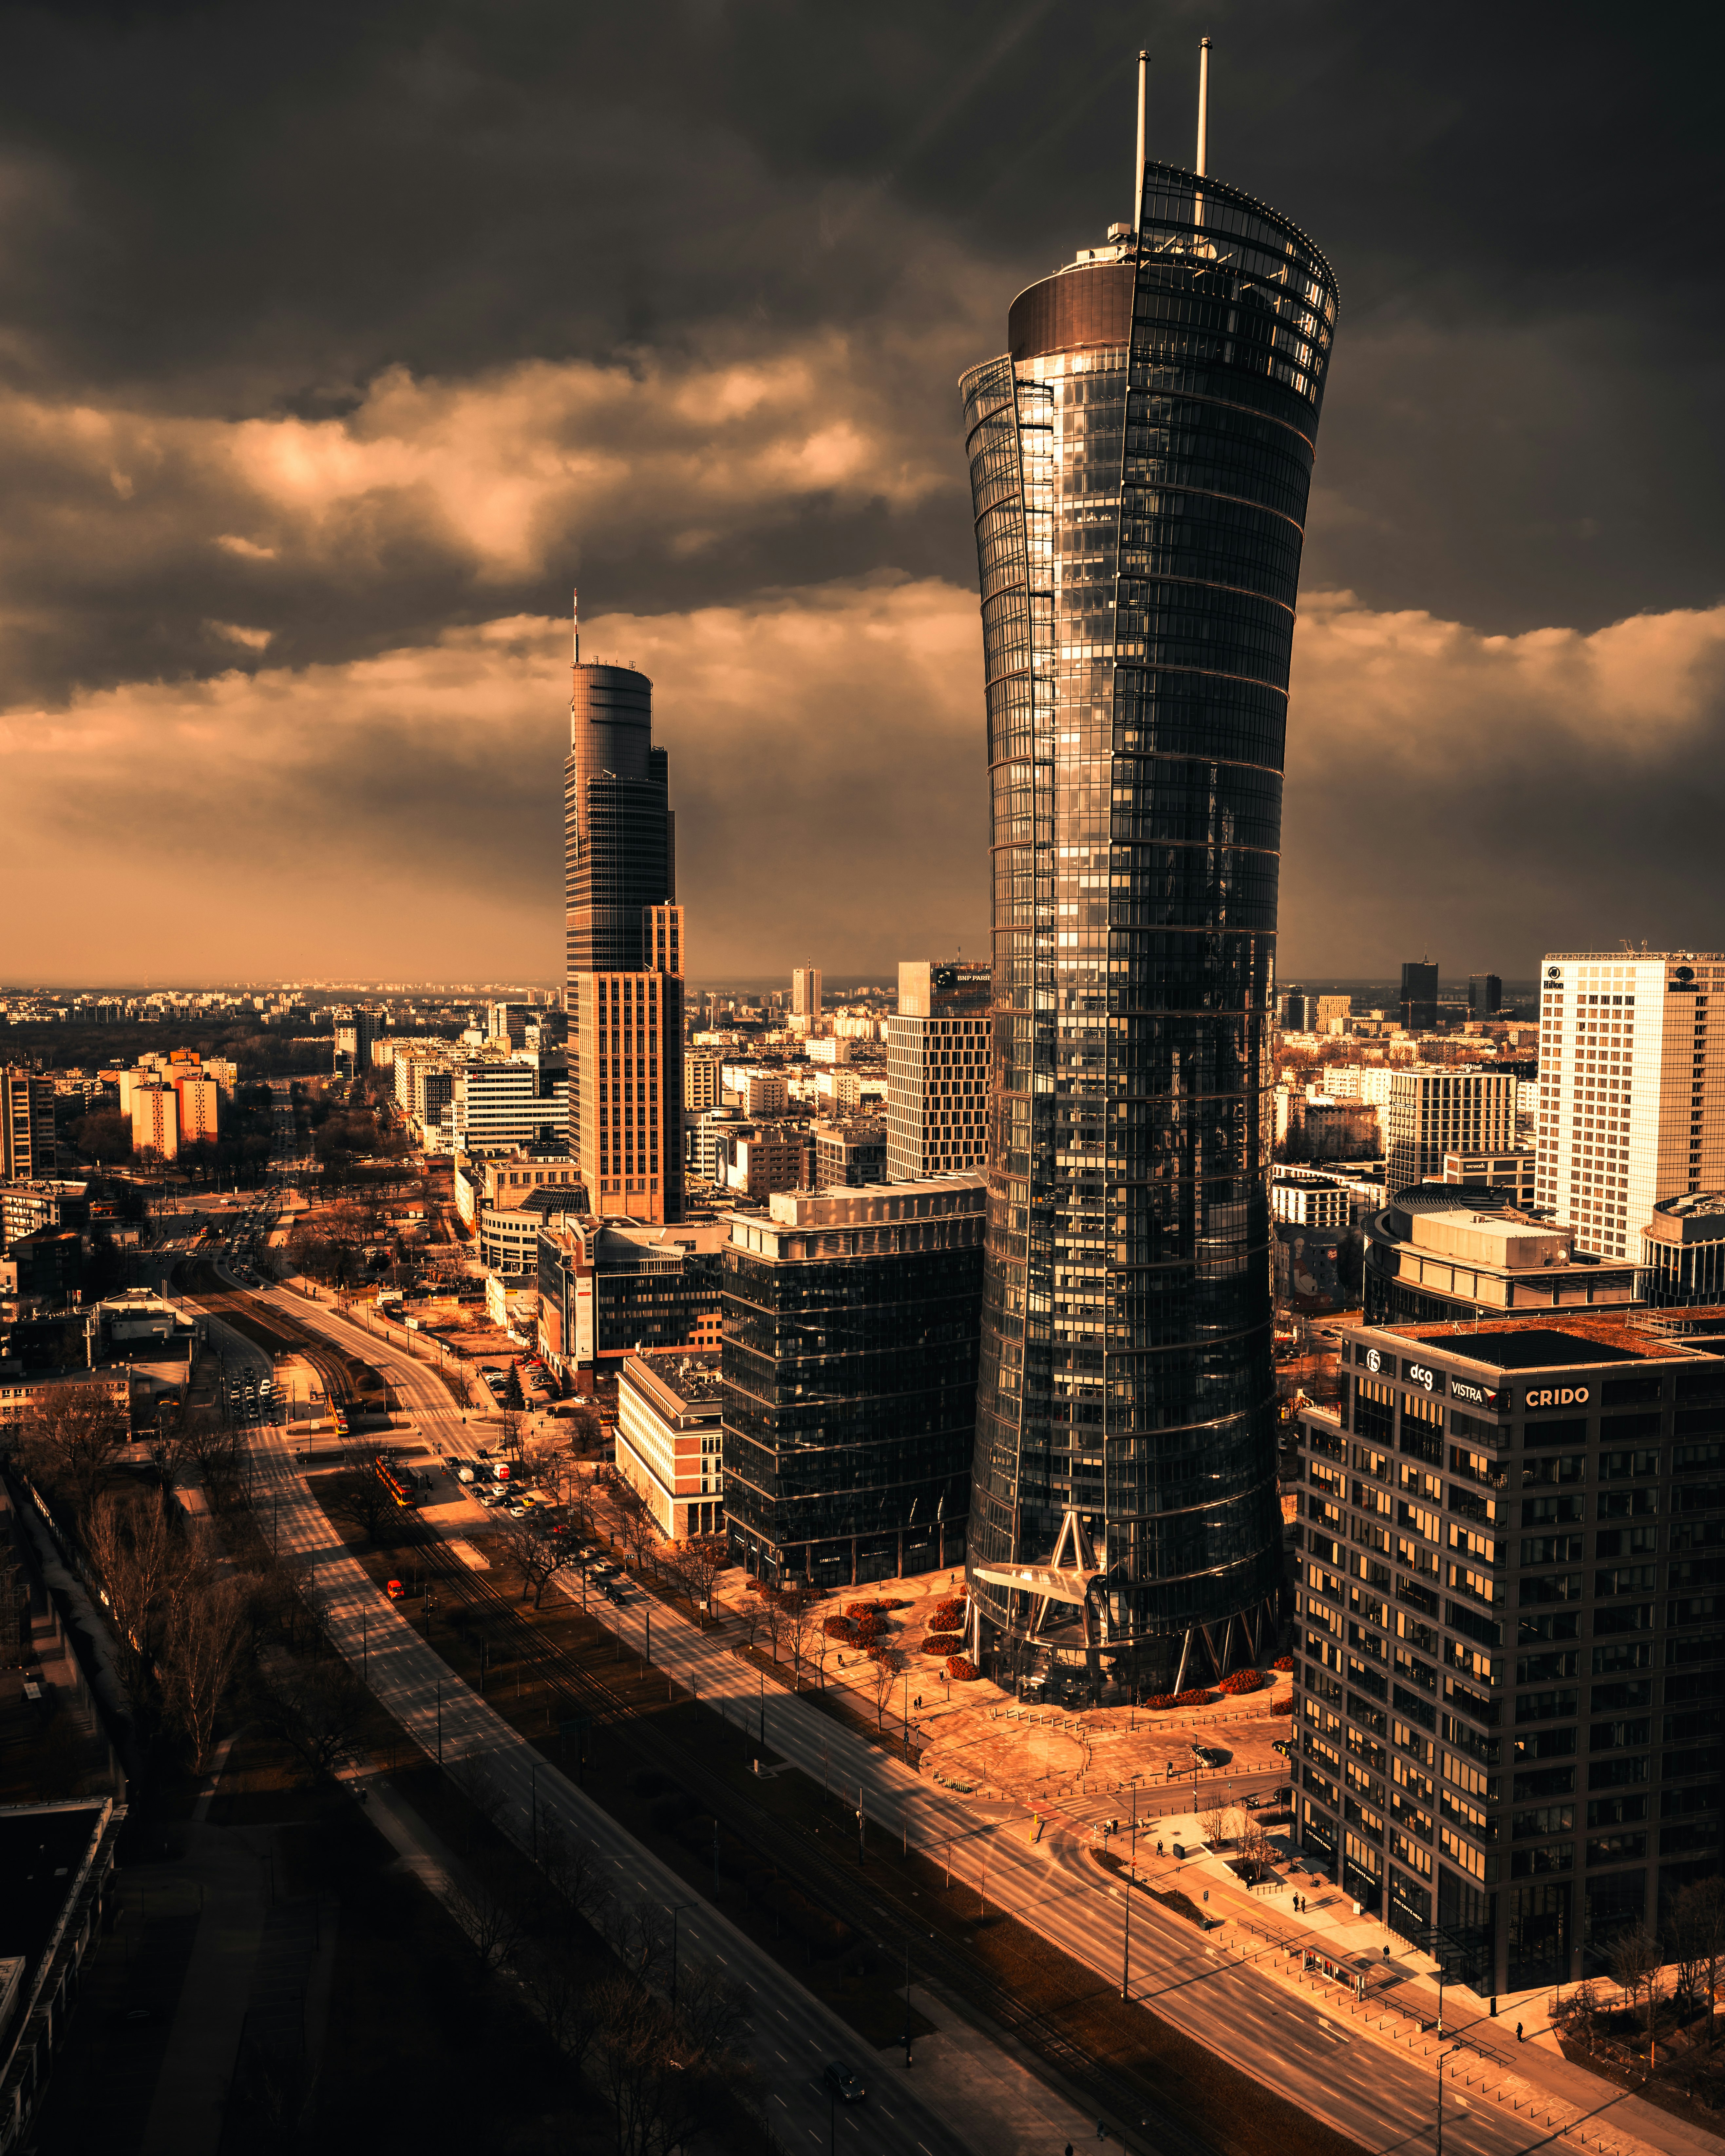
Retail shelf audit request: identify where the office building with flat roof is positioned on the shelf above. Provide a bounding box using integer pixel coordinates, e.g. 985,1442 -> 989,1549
1384,1067 -> 1517,1200
1536,952 -> 1725,1264
616,1349 -> 725,1541
887,960 -> 990,1183
1290,1313 -> 1725,1994
1364,1184 -> 1641,1327
722,1175 -> 984,1585
1402,960 -> 1440,1032
1641,1192 -> 1725,1309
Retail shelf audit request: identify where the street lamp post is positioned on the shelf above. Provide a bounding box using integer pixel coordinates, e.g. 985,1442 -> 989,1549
1434,2040 -> 1464,2156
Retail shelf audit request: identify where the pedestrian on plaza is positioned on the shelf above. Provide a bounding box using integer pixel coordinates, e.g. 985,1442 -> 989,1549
1516,2022 -> 1524,2043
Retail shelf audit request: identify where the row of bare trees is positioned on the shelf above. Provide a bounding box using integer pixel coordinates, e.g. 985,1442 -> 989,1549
448,1766 -> 758,2156
1557,1879 -> 1725,2057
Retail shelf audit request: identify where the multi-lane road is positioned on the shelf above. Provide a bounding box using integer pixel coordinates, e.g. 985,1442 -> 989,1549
176,1268 -> 1658,2156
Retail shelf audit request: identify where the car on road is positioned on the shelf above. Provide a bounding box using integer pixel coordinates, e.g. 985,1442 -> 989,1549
823,2062 -> 866,2103
1190,1743 -> 1225,1769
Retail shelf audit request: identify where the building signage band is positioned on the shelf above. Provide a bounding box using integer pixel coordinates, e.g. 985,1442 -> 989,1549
1447,1375 -> 1502,1411
1525,1385 -> 1590,1409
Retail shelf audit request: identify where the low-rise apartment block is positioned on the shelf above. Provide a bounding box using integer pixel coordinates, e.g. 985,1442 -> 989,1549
616,1349 -> 724,1541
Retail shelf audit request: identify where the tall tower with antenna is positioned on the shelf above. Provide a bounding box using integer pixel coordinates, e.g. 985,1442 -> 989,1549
958,45 -> 1339,1694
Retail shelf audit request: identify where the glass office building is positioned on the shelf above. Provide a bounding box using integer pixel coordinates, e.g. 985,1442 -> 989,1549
722,1178 -> 985,1586
958,159 -> 1338,1693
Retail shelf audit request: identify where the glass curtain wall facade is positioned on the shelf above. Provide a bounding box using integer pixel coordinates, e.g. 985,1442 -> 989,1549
959,159 -> 1338,1693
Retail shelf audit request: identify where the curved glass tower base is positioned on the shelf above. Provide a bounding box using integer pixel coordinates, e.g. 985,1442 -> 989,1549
960,162 -> 1338,1699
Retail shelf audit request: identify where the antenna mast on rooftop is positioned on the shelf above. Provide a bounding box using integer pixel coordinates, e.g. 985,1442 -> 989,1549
1133,50 -> 1148,232
1196,36 -> 1211,175
573,585 -> 580,668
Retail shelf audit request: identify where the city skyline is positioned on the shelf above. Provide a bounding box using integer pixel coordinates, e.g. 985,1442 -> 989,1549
1,7 -> 1721,981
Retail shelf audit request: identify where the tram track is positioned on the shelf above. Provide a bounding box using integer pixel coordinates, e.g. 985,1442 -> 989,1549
384,1508 -> 1223,2156
173,1261 -> 392,1418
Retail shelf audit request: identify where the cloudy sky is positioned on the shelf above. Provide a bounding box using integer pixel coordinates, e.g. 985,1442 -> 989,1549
3,0 -> 1721,986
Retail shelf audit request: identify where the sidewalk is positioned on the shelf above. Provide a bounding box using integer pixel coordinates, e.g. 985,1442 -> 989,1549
1096,1816 -> 1725,2156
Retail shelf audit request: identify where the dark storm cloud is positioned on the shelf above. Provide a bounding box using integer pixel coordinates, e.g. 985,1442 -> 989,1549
1,0 -> 1720,977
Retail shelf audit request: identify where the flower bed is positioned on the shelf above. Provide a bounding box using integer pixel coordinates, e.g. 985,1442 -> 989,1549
920,1632 -> 963,1656
1269,1697 -> 1294,1715
823,1615 -> 855,1642
846,1599 -> 889,1618
1141,1688 -> 1217,1710
1217,1668 -> 1264,1696
945,1656 -> 978,1682
867,1644 -> 902,1668
930,1598 -> 967,1631
853,1614 -> 885,1644
1270,1653 -> 1294,1672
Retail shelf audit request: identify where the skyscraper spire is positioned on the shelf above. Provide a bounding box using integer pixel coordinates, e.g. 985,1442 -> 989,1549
572,583 -> 580,669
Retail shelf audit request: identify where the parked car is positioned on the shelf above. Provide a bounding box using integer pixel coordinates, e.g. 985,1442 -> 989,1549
1272,1737 -> 1294,1761
1190,1743 -> 1225,1769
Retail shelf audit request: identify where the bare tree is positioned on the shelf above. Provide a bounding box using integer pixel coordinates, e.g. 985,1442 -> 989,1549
487,1510 -> 579,1609
561,1403 -> 604,1458
761,1589 -> 789,1666
1665,1876 -> 1725,2011
453,1848 -> 531,1973
1200,1805 -> 1228,1848
610,1472 -> 660,1577
322,1466 -> 396,1548
786,1594 -> 819,1693
254,1653 -> 373,1783
535,1814 -> 610,1946
85,1491 -> 195,1717
162,1577 -> 248,1767
22,1383 -> 132,1516
600,1899 -> 669,1986
869,1647 -> 903,1734
734,1592 -> 766,1654
517,1941 -> 606,2076
1609,1920 -> 1662,2045
677,1534 -> 728,1622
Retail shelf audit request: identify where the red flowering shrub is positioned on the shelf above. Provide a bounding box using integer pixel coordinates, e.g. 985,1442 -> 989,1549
1271,1654 -> 1294,1672
853,1613 -> 885,1642
945,1656 -> 978,1681
846,1600 -> 888,1618
1217,1669 -> 1264,1696
930,1598 -> 967,1631
1143,1693 -> 1176,1710
921,1632 -> 963,1656
823,1616 -> 855,1642
1173,1688 -> 1216,1708
1269,1697 -> 1294,1715
867,1645 -> 902,1669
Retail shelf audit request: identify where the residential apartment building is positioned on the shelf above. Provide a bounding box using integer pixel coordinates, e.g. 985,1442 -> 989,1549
173,1074 -> 221,1147
719,1126 -> 811,1202
1384,1068 -> 1517,1199
1273,1173 -> 1352,1229
0,1180 -> 88,1255
130,1083 -> 179,1162
616,1349 -> 724,1541
886,959 -> 990,1182
1535,951 -> 1725,1263
1289,1314 -> 1725,1995
721,1174 -> 984,1586
1,1071 -> 56,1181
685,1053 -> 723,1115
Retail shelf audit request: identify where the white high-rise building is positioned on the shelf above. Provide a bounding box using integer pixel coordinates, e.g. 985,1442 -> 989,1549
790,968 -> 822,1022
1535,950 -> 1725,1260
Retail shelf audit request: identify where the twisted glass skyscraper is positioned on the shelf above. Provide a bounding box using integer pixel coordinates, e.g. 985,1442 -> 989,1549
960,157 -> 1338,1694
